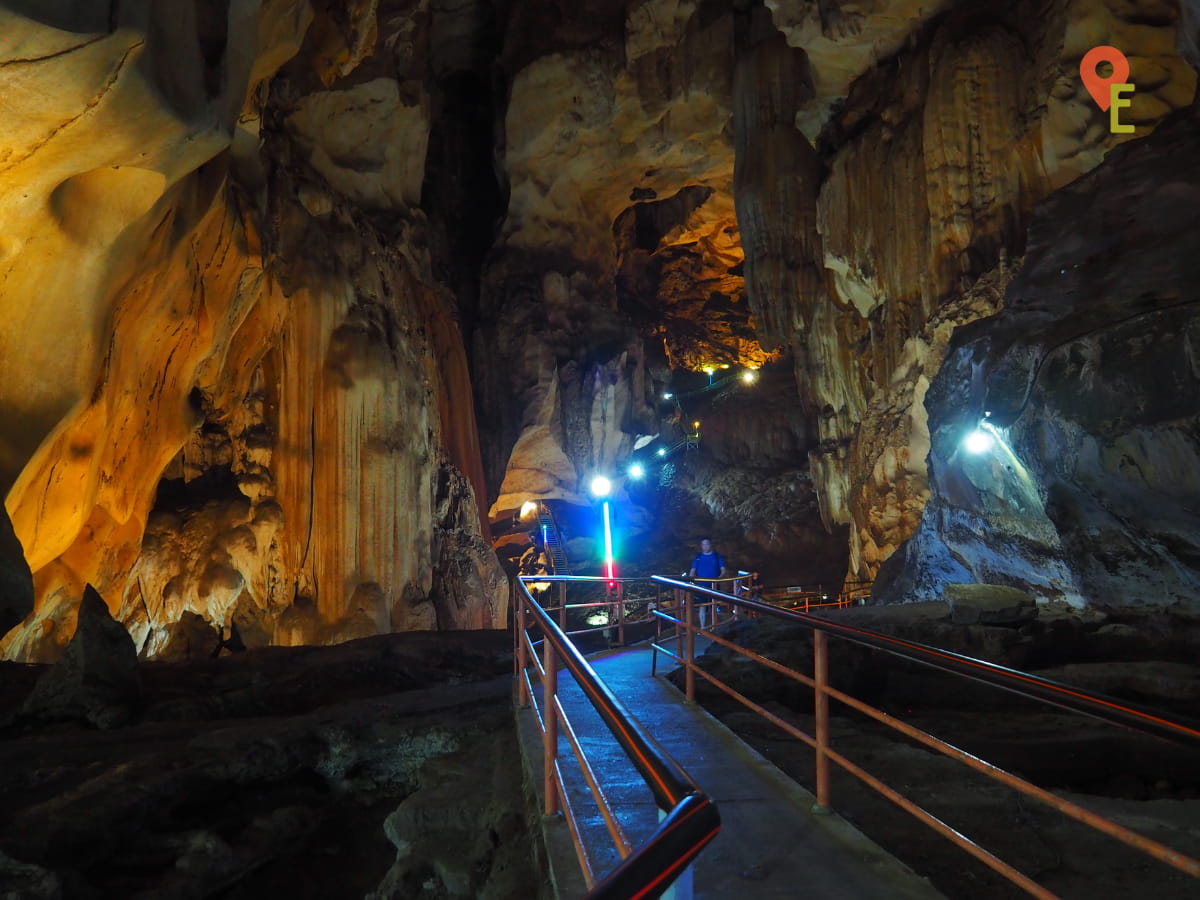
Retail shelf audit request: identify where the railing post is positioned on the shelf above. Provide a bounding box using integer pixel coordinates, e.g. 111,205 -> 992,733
617,581 -> 626,647
813,628 -> 830,812
543,639 -> 559,816
517,584 -> 529,708
685,591 -> 696,703
558,581 -> 567,629
674,588 -> 684,666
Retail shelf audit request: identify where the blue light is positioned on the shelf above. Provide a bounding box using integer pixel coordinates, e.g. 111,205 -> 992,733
629,463 -> 645,479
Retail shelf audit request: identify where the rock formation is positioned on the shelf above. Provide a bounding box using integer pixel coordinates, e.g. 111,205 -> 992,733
1,1 -> 505,660
879,109 -> 1200,609
3,0 -> 1200,661
19,584 -> 142,729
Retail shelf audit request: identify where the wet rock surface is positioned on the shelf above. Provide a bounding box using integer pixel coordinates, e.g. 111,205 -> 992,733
0,631 -> 540,899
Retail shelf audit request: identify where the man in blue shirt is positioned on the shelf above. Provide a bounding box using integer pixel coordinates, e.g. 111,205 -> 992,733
688,538 -> 726,629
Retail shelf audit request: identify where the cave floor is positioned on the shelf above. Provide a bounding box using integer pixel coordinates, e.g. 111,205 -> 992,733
0,632 -> 540,899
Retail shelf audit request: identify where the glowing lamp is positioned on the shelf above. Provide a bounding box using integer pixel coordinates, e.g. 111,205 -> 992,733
519,500 -> 538,519
657,447 -> 667,457
590,475 -> 612,498
741,369 -> 757,384
598,500 -> 616,584
963,429 -> 995,454
703,366 -> 714,375
693,420 -> 700,429
663,392 -> 673,399
628,463 -> 645,479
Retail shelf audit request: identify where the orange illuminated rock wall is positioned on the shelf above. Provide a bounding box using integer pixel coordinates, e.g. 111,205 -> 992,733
0,1 -> 504,661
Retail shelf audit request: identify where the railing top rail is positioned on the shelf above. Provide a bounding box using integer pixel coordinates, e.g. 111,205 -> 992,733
521,574 -> 654,584
518,579 -> 706,809
515,578 -> 720,898
651,575 -> 1200,748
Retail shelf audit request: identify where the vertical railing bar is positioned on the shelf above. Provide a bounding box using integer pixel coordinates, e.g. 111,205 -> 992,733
685,591 -> 695,703
544,639 -> 559,816
517,588 -> 530,708
617,581 -> 626,647
813,629 -> 830,811
554,694 -> 635,858
554,760 -> 598,888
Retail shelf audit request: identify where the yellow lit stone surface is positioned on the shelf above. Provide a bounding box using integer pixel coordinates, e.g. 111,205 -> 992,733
0,2 -> 503,661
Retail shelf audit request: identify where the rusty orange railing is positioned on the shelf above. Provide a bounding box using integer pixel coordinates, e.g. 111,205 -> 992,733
514,575 -> 720,898
650,576 -> 1200,899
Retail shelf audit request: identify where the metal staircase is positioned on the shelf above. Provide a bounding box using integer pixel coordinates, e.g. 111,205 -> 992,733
536,503 -> 572,575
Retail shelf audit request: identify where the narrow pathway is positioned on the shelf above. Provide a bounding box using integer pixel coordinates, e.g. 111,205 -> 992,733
526,640 -> 945,899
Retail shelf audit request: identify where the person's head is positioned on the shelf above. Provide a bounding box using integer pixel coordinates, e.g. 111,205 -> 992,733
700,538 -> 712,553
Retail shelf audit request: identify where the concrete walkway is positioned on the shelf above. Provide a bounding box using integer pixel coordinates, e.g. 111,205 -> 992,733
517,639 -> 945,899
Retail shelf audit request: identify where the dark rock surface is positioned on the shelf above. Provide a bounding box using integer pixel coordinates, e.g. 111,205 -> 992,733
18,585 -> 141,730
0,630 -> 539,899
0,507 -> 33,638
944,583 -> 1038,626
154,610 -> 222,662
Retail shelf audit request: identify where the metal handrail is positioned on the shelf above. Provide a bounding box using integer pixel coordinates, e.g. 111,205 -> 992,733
514,576 -> 721,898
655,577 -> 1200,747
650,575 -> 1200,895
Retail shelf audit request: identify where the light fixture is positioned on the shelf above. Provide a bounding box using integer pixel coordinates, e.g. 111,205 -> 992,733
720,363 -> 730,369
628,463 -> 645,479
741,369 -> 757,384
663,392 -> 673,399
657,447 -> 667,457
602,500 -> 615,584
702,366 -> 714,375
519,500 -> 538,519
963,428 -> 995,454
693,420 -> 700,429
590,475 -> 612,497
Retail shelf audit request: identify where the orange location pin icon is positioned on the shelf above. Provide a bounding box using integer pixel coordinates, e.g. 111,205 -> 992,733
1080,46 -> 1130,111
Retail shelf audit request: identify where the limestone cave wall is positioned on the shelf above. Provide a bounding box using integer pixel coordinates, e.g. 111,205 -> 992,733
754,0 -> 1196,587
4,0 -> 1200,659
0,0 -> 505,661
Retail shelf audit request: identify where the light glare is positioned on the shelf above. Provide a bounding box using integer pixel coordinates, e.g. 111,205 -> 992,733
519,500 -> 538,519
964,429 -> 995,454
629,463 -> 645,479
590,475 -> 612,497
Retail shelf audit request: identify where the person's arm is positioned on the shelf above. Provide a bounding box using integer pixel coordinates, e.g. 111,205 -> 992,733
688,565 -> 697,578
718,561 -> 727,577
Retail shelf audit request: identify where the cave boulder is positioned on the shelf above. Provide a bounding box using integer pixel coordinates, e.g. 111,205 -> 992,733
155,610 -> 221,662
0,505 -> 33,637
945,583 -> 1038,626
20,585 -> 142,729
